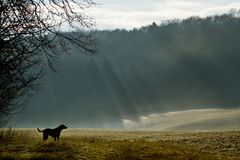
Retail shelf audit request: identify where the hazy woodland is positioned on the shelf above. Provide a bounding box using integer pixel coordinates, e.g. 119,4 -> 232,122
10,12 -> 240,129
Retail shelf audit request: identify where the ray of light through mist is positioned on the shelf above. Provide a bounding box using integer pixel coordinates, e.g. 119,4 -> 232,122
8,2 -> 240,129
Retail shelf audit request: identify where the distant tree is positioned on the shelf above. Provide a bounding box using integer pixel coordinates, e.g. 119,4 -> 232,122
0,0 -> 96,126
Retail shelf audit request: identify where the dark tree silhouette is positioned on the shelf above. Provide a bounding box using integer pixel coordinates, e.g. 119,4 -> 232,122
0,0 -> 95,126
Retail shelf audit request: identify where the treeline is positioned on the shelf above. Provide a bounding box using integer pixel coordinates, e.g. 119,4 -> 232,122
13,12 -> 240,128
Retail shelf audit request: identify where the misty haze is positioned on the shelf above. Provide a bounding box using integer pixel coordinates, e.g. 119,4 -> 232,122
10,12 -> 240,130
1,0 -> 240,159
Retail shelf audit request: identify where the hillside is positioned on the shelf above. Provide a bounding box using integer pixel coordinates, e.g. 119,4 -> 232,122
123,109 -> 240,131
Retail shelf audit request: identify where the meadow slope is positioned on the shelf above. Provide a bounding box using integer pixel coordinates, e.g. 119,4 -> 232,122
122,109 -> 240,131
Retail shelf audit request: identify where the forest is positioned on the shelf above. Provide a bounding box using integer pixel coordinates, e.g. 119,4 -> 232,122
12,12 -> 240,128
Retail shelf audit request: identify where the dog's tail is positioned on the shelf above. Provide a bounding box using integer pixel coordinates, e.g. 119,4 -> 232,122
37,128 -> 43,132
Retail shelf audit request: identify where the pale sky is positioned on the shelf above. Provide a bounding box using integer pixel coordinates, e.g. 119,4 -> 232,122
87,0 -> 240,30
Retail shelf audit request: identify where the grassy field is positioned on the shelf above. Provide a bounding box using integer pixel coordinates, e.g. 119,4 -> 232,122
0,129 -> 239,160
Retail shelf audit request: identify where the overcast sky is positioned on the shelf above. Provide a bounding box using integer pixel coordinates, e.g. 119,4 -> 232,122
87,0 -> 240,30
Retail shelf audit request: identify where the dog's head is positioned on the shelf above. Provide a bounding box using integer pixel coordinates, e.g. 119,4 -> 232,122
59,124 -> 68,130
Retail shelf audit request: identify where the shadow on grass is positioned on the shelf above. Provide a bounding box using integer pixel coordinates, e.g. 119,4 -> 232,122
29,142 -> 78,160
104,140 -> 220,160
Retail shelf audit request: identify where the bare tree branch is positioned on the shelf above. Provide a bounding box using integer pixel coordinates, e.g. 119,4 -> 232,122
0,0 -> 96,126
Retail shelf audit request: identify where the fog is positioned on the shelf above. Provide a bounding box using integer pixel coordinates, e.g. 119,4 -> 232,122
10,12 -> 240,128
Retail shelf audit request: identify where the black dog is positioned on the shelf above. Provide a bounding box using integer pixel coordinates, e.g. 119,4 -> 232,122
37,124 -> 67,141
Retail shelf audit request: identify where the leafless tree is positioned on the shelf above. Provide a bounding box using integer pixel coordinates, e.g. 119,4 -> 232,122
0,0 -> 96,126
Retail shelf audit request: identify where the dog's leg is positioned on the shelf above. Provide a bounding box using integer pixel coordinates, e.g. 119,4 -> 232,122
54,137 -> 56,142
43,133 -> 48,141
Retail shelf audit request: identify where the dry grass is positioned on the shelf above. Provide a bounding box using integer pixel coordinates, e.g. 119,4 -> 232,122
0,128 -> 239,160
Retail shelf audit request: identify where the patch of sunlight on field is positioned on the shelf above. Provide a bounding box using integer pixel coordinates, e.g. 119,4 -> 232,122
0,128 -> 240,160
122,108 -> 240,131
